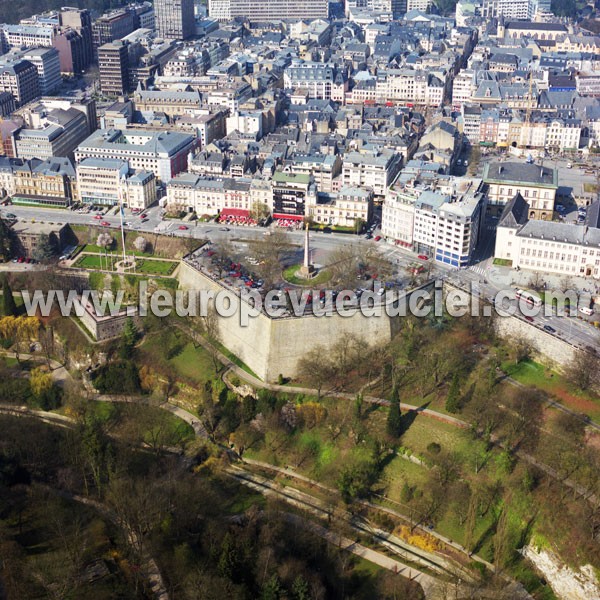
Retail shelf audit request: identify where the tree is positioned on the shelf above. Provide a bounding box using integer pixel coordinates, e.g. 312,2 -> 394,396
133,236 -> 147,252
29,367 -> 57,409
119,317 -> 137,359
249,201 -> 271,223
2,276 -> 17,316
0,217 -> 13,261
96,232 -> 113,249
297,347 -> 335,400
32,233 -> 56,263
445,372 -> 460,413
386,385 -> 403,438
565,350 -> 599,391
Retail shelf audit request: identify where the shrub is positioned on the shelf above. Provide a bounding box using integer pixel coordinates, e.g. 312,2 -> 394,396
427,442 -> 441,454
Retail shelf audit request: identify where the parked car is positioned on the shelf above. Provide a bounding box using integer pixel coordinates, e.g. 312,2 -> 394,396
178,225 -> 188,230
543,325 -> 556,333
417,254 -> 429,261
374,235 -> 382,242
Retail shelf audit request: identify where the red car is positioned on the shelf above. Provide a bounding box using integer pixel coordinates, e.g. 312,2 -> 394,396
525,316 -> 534,322
374,235 -> 382,242
178,225 -> 188,230
100,221 -> 110,226
140,213 -> 147,218
93,214 -> 102,220
418,254 -> 429,261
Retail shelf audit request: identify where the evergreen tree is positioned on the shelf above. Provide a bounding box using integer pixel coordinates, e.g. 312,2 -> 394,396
292,576 -> 310,600
261,574 -> 282,600
119,318 -> 137,358
0,217 -> 12,262
2,276 -> 17,316
445,372 -> 461,413
386,385 -> 403,438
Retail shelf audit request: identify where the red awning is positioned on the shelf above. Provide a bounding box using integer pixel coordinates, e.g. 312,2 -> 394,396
220,208 -> 249,217
273,213 -> 303,221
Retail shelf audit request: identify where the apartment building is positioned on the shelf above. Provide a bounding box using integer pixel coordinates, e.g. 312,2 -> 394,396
284,154 -> 342,194
126,170 -> 156,210
284,62 -> 337,100
382,185 -> 419,249
167,173 -> 254,215
272,171 -> 315,218
74,128 -> 196,183
483,0 -> 536,19
495,194 -> 600,278
342,149 -> 402,197
483,162 -> 558,219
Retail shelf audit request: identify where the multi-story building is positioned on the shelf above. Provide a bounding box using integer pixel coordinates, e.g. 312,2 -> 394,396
155,0 -> 195,41
342,150 -> 402,197
284,61 -> 337,100
74,128 -> 196,183
98,41 -> 130,97
92,9 -> 136,57
412,180 -> 485,267
306,186 -> 373,228
59,8 -> 93,71
495,194 -> 600,278
14,107 -> 89,160
12,157 -> 77,207
382,185 -> 419,249
483,162 -> 558,219
76,158 -> 130,206
209,0 -> 328,21
285,154 -> 342,194
126,170 -> 156,210
11,220 -> 70,257
272,171 -> 315,219
0,92 -> 15,118
0,60 -> 40,107
16,48 -> 61,96
132,89 -> 202,116
76,157 -> 157,208
483,0 -> 536,19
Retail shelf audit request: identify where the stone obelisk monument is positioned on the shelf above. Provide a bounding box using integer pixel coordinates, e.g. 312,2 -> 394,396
298,221 -> 315,278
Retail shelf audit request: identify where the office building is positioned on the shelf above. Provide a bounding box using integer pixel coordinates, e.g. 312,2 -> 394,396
0,60 -> 40,107
209,0 -> 328,21
74,128 -> 196,183
98,42 -> 130,97
59,8 -> 93,71
92,9 -> 136,57
155,0 -> 195,40
18,48 -> 61,96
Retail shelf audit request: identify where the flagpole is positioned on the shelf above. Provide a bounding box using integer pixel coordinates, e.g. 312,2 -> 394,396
120,175 -> 127,265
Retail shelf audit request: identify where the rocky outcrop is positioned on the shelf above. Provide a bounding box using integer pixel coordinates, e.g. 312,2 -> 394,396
522,545 -> 600,600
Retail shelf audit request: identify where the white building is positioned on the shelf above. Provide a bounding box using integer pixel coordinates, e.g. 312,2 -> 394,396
495,195 -> 600,278
76,157 -> 129,205
306,186 -> 374,228
341,149 -> 402,197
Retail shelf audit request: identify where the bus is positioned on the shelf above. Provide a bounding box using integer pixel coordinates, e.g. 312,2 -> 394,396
515,289 -> 542,307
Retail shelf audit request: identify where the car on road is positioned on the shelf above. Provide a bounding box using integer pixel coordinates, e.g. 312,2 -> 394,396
141,218 -> 149,223
417,254 -> 429,261
525,316 -> 534,322
543,325 -> 556,333
140,213 -> 147,218
100,221 -> 110,226
93,214 -> 102,219
178,225 -> 188,230
374,235 -> 382,242
5,213 -> 16,219
220,227 -> 230,232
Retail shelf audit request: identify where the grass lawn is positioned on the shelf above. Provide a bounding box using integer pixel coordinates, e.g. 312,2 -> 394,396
74,253 -> 177,276
502,359 -> 600,421
136,258 -> 178,275
282,264 -> 332,286
140,334 -> 216,387
493,258 -> 513,267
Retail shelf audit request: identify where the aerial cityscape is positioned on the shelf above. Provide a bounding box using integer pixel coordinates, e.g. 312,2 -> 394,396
0,0 -> 599,598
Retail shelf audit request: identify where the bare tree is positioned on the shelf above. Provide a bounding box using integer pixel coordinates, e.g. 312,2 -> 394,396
133,236 -> 148,252
297,347 -> 336,400
564,350 -> 600,391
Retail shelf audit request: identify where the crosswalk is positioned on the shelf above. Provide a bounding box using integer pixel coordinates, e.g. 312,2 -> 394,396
468,265 -> 488,277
